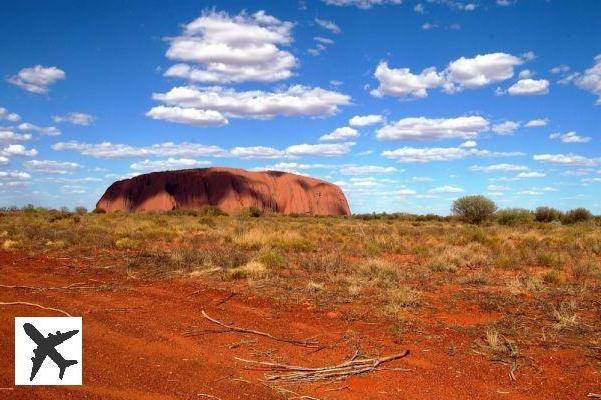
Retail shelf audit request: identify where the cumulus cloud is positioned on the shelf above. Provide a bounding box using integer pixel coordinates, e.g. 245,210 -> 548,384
0,130 -> 31,142
492,120 -> 520,135
7,65 -> 66,93
372,52 -> 525,99
24,160 -> 82,174
371,62 -> 445,99
130,158 -> 211,172
320,126 -> 359,141
349,114 -> 384,127
52,141 -> 228,159
286,142 -> 355,156
0,107 -> 21,122
428,185 -> 464,193
164,10 -> 296,84
149,85 -> 351,121
146,106 -> 228,126
422,23 -> 438,30
0,171 -> 31,180
315,18 -> 341,34
0,144 -> 38,157
382,146 -> 524,163
507,79 -> 549,96
533,153 -> 600,167
516,171 -> 546,178
339,165 -> 397,175
18,122 -> 61,136
52,112 -> 96,126
376,116 -> 489,141
524,118 -> 548,127
229,146 -> 285,159
321,0 -> 402,9
572,55 -> 601,105
459,140 -> 477,148
549,131 -> 591,144
470,164 -> 528,172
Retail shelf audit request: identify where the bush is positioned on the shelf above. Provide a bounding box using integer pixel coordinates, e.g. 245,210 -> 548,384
534,206 -> 563,223
74,206 -> 88,214
562,208 -> 593,224
495,208 -> 534,226
93,207 -> 107,214
199,205 -> 227,216
235,206 -> 263,218
452,195 -> 497,224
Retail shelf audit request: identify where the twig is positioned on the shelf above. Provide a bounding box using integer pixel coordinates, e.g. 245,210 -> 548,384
0,301 -> 72,317
214,292 -> 236,306
0,282 -> 93,291
236,350 -> 409,382
588,394 -> 601,399
197,394 -> 222,400
201,310 -> 319,347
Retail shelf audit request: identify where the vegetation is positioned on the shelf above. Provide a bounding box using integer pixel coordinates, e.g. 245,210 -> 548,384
452,195 -> 498,224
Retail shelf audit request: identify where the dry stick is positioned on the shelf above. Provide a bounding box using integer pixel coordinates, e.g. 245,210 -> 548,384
201,310 -> 319,347
197,394 -> 223,400
0,282 -> 91,291
588,394 -> 601,399
235,350 -> 409,382
0,301 -> 72,317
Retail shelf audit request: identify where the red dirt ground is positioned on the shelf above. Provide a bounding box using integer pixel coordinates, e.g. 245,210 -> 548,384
1,250 -> 599,399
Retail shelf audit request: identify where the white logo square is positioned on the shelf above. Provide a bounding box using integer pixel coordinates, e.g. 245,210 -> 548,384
14,317 -> 82,385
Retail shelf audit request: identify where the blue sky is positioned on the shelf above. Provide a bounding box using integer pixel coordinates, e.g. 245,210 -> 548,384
0,0 -> 600,214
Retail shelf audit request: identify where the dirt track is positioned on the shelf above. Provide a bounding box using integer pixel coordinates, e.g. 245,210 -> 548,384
1,250 -> 599,399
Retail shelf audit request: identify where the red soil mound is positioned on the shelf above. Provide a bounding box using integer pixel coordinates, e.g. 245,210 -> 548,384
96,167 -> 351,216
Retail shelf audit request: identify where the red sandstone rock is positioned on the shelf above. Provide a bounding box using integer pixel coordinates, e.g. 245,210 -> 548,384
96,167 -> 351,216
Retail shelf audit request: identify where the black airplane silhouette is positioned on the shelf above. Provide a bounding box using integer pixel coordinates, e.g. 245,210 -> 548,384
23,323 -> 79,381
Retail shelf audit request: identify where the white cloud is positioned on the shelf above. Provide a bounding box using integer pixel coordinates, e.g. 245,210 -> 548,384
422,23 -> 438,30
349,114 -> 384,127
518,69 -> 534,79
314,36 -> 334,45
0,107 -> 21,122
414,3 -> 425,13
507,79 -> 550,96
18,122 -> 61,136
320,126 -> 359,141
321,0 -> 402,9
0,156 -> 8,165
52,141 -> 228,159
149,85 -> 351,121
286,142 -> 355,156
533,153 -> 600,167
492,120 -> 520,135
340,165 -> 397,175
428,185 -> 464,193
549,131 -> 591,144
550,65 -> 570,74
0,171 -> 31,180
7,65 -> 66,94
459,140 -> 477,148
445,53 -> 523,91
52,112 -> 96,126
24,160 -> 82,174
130,158 -> 211,172
518,190 -> 543,196
164,10 -> 296,83
572,54 -> 601,105
146,106 -> 228,126
371,61 -> 445,99
0,130 -> 31,142
470,164 -> 528,172
229,146 -> 285,159
315,18 -> 341,34
487,184 -> 510,191
376,116 -> 489,141
516,171 -> 546,178
524,118 -> 548,127
0,144 -> 38,157
372,52 -> 525,99
383,146 -> 524,163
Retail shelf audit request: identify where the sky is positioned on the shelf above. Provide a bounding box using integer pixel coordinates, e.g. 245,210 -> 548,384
0,0 -> 600,214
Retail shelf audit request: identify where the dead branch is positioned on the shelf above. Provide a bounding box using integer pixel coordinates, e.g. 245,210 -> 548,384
0,282 -> 94,291
0,301 -> 72,317
588,394 -> 601,399
236,350 -> 409,382
200,310 -> 319,347
197,394 -> 223,400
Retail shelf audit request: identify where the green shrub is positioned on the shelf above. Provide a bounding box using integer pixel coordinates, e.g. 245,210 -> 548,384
562,208 -> 593,224
452,195 -> 497,224
496,208 -> 534,226
535,206 -> 563,223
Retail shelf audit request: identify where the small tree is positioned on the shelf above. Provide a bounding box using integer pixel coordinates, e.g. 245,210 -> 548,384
452,195 -> 497,224
562,208 -> 592,224
535,206 -> 563,222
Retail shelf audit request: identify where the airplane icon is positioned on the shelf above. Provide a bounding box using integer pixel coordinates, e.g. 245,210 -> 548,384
23,323 -> 79,381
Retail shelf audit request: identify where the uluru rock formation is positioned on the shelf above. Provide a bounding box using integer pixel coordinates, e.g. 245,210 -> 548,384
96,167 -> 351,216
